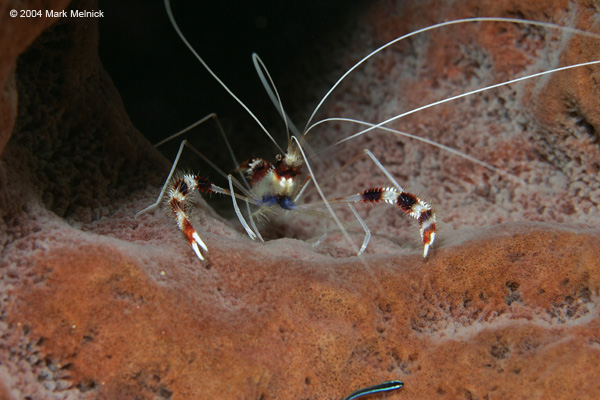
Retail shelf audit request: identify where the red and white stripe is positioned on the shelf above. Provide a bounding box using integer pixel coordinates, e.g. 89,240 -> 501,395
344,187 -> 436,257
167,174 -> 213,260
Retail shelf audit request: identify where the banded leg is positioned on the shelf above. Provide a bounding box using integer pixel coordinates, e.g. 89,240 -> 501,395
326,149 -> 436,257
342,186 -> 436,257
167,173 -> 215,260
137,134 -> 263,261
135,139 -> 213,261
363,149 -> 436,257
168,172 -> 264,260
299,149 -> 436,257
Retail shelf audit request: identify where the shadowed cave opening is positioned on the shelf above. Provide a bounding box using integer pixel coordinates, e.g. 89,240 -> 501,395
98,0 -> 370,160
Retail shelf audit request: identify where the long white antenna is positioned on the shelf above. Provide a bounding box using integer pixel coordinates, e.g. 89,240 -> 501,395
303,17 -> 600,134
252,53 -> 302,141
306,60 -> 600,146
164,0 -> 285,154
313,118 -> 525,184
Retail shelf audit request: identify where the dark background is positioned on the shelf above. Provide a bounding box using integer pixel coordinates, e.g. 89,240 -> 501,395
98,0 -> 368,165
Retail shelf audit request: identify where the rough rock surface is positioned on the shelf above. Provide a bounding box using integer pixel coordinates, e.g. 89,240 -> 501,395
1,0 -> 599,400
0,0 -> 71,156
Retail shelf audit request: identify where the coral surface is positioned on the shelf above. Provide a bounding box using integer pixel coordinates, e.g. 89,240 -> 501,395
1,0 -> 599,399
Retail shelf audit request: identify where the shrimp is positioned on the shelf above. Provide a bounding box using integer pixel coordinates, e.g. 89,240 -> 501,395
134,0 -> 600,260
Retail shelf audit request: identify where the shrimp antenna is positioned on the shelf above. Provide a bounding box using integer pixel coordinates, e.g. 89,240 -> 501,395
303,17 -> 600,133
252,53 -> 302,142
314,117 -> 526,185
164,0 -> 285,154
307,59 -> 600,146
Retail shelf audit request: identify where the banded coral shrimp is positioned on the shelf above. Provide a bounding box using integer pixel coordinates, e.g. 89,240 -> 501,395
126,0 -> 436,260
124,0 -> 600,262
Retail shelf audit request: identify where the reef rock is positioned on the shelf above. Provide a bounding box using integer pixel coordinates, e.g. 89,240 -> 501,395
1,0 -> 599,399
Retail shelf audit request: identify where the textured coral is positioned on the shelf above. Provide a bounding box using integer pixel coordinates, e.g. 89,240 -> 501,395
1,0 -> 599,399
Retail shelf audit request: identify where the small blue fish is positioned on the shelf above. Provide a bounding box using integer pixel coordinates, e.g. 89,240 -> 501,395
342,380 -> 404,400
